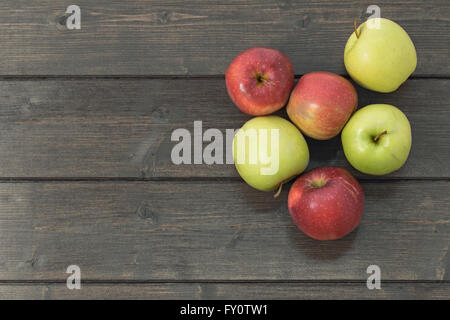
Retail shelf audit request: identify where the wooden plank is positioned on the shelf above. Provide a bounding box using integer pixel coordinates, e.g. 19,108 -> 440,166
0,78 -> 448,178
0,282 -> 448,299
0,180 -> 448,281
0,0 -> 448,76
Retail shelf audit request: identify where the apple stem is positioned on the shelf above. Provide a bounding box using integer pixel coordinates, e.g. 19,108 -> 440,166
273,183 -> 283,198
373,130 -> 387,142
354,18 -> 360,39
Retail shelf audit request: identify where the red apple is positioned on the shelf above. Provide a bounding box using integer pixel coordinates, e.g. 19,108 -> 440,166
288,167 -> 364,240
225,47 -> 294,116
287,71 -> 357,140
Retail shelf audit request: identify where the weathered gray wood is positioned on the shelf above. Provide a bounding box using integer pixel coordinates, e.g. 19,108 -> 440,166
0,282 -> 448,299
0,0 -> 448,76
0,180 -> 448,281
0,79 -> 448,178
0,0 -> 448,299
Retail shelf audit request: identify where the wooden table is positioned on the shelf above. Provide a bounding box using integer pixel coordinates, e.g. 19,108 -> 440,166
0,0 -> 448,299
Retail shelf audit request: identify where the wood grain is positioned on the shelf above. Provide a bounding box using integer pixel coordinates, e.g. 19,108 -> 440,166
0,78 -> 448,179
0,180 -> 448,281
0,0 -> 448,300
0,0 -> 448,76
0,282 -> 448,299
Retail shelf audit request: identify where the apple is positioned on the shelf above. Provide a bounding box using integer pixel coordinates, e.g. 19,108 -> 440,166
341,104 -> 412,175
233,116 -> 309,192
344,18 -> 417,93
226,47 -> 294,115
288,166 -> 364,240
286,71 -> 358,140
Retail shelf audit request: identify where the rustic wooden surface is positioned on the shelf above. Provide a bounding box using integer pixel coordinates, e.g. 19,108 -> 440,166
0,181 -> 448,281
0,0 -> 448,76
0,79 -> 448,179
0,0 -> 448,299
0,282 -> 448,300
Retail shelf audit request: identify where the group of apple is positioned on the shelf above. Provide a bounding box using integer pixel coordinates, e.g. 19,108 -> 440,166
226,18 -> 416,240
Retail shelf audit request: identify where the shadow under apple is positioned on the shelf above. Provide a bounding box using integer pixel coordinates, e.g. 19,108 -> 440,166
288,224 -> 358,261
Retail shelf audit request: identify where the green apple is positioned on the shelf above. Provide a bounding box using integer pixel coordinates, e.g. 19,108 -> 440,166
341,104 -> 411,175
344,18 -> 417,93
233,116 -> 309,191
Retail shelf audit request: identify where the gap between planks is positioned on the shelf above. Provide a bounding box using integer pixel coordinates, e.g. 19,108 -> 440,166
0,75 -> 448,81
0,279 -> 448,285
0,177 -> 448,183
